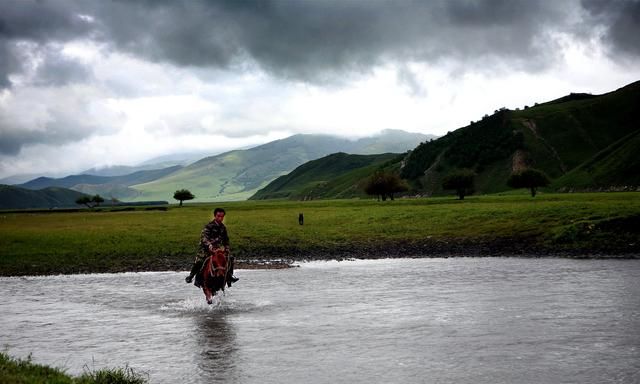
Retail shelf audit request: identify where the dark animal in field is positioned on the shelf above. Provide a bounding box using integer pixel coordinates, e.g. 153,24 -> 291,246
197,248 -> 228,304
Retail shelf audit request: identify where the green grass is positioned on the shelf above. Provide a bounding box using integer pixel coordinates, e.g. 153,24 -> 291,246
1,192 -> 639,275
0,352 -> 147,384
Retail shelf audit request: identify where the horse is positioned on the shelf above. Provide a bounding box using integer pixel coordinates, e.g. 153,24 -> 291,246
197,248 -> 229,304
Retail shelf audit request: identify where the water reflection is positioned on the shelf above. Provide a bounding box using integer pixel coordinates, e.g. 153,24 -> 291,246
193,312 -> 239,383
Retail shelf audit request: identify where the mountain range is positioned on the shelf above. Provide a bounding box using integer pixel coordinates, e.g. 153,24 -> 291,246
400,80 -> 640,195
0,185 -> 88,210
251,80 -> 640,200
3,79 -> 638,208
3,130 -> 431,206
130,130 -> 432,202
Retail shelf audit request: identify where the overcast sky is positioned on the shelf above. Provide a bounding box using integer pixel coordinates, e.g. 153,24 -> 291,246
1,0 -> 639,178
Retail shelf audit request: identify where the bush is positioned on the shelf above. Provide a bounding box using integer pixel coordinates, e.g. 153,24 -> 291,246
507,168 -> 550,197
442,169 -> 476,200
364,170 -> 409,201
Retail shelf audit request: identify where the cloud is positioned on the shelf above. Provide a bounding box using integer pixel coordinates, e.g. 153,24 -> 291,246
581,0 -> 640,58
0,0 -> 93,87
1,0 -> 639,179
2,0 -> 638,87
90,0 -> 577,81
0,85 -> 122,155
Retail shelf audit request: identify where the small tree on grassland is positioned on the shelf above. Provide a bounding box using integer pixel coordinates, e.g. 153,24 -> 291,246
75,194 -> 104,209
92,194 -> 104,207
364,171 -> 409,201
507,168 -> 550,197
442,169 -> 476,200
173,189 -> 195,206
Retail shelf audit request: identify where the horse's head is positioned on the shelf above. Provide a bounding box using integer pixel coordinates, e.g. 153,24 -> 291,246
210,248 -> 227,278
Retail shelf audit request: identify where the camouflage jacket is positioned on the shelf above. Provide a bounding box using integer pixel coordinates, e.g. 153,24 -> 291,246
198,220 -> 230,258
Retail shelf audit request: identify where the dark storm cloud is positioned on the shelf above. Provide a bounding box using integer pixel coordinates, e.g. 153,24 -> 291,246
2,0 -> 639,87
91,0 -> 575,80
0,0 -> 93,86
582,0 -> 640,58
32,46 -> 92,86
0,116 -> 90,155
0,101 -> 119,155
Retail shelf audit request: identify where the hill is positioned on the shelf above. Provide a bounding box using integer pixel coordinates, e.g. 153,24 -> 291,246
250,152 -> 401,200
81,162 -> 184,177
400,80 -> 640,195
18,165 -> 183,199
131,131 -> 431,202
0,185 -> 88,210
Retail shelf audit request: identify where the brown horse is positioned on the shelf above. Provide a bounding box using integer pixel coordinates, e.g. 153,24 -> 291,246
198,248 -> 229,304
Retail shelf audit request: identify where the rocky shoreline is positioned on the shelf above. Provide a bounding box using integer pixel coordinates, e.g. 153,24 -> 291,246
2,238 -> 638,277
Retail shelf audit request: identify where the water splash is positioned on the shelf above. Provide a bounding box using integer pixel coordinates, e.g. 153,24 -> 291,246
160,296 -> 227,313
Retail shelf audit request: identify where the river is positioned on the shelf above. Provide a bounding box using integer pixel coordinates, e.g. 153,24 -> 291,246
1,258 -> 639,383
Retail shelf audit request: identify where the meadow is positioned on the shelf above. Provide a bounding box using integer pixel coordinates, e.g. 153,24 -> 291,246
1,192 -> 638,276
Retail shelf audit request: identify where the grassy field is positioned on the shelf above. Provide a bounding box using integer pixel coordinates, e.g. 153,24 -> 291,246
1,192 -> 638,276
0,352 -> 147,384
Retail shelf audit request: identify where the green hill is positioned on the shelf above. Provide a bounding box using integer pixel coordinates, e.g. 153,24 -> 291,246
551,129 -> 640,190
18,165 -> 183,200
131,131 -> 429,202
250,152 -> 400,200
0,185 -> 88,210
401,80 -> 640,195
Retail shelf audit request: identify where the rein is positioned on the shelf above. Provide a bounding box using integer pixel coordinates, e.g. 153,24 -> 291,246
205,254 -> 227,278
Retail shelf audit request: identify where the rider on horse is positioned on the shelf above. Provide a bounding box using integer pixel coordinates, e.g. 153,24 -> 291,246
185,207 -> 239,287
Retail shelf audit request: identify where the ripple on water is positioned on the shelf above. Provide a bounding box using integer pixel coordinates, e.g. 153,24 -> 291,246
160,295 -> 274,315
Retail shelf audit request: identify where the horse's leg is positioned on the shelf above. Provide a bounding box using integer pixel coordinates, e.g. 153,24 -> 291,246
203,286 -> 213,305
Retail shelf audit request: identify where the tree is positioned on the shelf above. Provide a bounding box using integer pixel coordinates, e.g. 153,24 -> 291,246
364,170 -> 409,201
91,194 -> 104,207
75,196 -> 92,208
507,168 -> 550,197
75,194 -> 104,209
173,189 -> 195,206
442,169 -> 475,200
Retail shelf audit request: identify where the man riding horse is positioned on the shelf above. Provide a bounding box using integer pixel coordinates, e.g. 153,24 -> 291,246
186,207 -> 239,288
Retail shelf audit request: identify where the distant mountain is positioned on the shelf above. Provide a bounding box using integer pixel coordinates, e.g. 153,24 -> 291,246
138,151 -> 217,167
70,183 -> 142,200
131,130 -> 431,202
18,165 -> 182,199
81,162 -> 185,177
0,172 -> 67,185
20,175 -> 113,190
350,129 -> 436,154
250,152 -> 401,200
400,80 -> 640,195
0,185 -> 87,210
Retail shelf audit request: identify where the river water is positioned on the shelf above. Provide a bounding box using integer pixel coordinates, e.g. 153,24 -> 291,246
1,258 -> 639,384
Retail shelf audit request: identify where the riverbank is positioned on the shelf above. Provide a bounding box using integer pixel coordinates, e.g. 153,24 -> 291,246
0,352 -> 147,384
1,193 -> 638,276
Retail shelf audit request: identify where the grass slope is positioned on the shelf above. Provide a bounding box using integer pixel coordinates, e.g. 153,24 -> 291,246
551,129 -> 640,190
0,185 -> 88,210
1,193 -> 638,276
19,166 -> 182,190
0,352 -> 147,384
131,132 -> 428,203
401,80 -> 640,195
250,152 -> 400,200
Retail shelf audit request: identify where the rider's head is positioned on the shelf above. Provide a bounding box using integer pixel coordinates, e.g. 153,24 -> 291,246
213,208 -> 226,223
